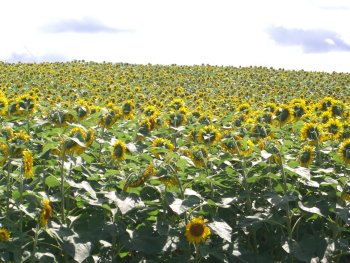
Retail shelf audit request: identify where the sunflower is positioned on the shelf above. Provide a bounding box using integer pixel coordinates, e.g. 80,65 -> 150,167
300,122 -> 324,145
341,122 -> 350,140
0,142 -> 9,166
299,145 -> 315,167
265,102 -> 277,113
63,127 -> 87,155
168,111 -> 187,127
143,105 -> 160,118
9,130 -> 30,144
198,113 -> 212,125
237,103 -> 252,115
23,149 -> 34,179
323,118 -> 343,140
152,137 -> 174,159
0,96 -> 8,116
292,103 -> 308,120
185,216 -> 211,244
319,111 -> 332,124
85,128 -> 95,147
338,139 -> 350,164
0,228 -> 10,242
250,123 -> 272,139
122,100 -> 135,120
256,111 -> 273,124
49,110 -> 75,127
17,94 -> 38,114
221,132 -> 242,154
275,105 -> 293,125
330,100 -> 344,117
197,125 -> 221,145
74,99 -> 90,120
318,97 -> 334,112
2,126 -> 14,141
169,98 -> 185,110
99,106 -> 122,129
111,139 -> 127,163
186,145 -> 209,167
40,198 -> 52,227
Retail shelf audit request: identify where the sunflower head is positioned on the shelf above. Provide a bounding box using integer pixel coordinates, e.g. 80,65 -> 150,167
185,216 -> 211,244
339,139 -> 350,164
300,122 -> 323,144
40,198 -> 52,227
168,111 -> 187,127
197,125 -> 221,145
169,98 -> 185,111
0,228 -> 10,242
111,139 -> 127,163
85,128 -> 95,147
23,149 -> 34,179
74,99 -> 90,120
275,106 -> 293,125
331,101 -> 344,117
0,142 -> 9,166
122,100 -> 135,119
185,145 -> 208,167
152,137 -> 174,159
299,145 -> 315,167
323,118 -> 343,140
0,96 -> 9,116
17,94 -> 37,114
63,127 -> 87,155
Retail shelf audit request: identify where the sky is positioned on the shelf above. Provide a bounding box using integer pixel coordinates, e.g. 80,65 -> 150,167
0,0 -> 349,73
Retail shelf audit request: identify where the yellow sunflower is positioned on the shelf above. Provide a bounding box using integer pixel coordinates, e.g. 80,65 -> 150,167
300,122 -> 324,145
168,111 -> 187,127
122,99 -> 135,120
185,216 -> 211,244
186,145 -> 209,167
0,228 -> 10,242
99,106 -> 122,129
85,128 -> 95,147
9,130 -> 30,144
275,105 -> 293,126
197,125 -> 221,145
23,149 -> 34,179
17,94 -> 38,114
74,99 -> 90,120
152,137 -> 174,159
40,198 -> 52,227
0,142 -> 9,166
299,145 -> 315,167
323,118 -> 343,140
0,96 -> 8,116
338,139 -> 350,164
63,127 -> 87,155
111,139 -> 127,163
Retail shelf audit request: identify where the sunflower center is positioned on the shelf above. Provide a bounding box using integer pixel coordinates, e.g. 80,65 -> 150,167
190,223 -> 205,237
300,151 -> 311,163
306,127 -> 319,140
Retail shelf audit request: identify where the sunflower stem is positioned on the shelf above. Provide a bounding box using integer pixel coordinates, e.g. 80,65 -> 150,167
30,216 -> 41,263
60,147 -> 66,224
6,158 -> 12,216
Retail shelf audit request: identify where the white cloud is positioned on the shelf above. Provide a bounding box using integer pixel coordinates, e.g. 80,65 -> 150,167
0,0 -> 349,72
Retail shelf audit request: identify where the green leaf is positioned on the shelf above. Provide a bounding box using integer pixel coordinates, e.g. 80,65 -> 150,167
45,175 -> 61,188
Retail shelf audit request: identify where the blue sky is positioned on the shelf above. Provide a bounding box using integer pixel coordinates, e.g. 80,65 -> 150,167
0,0 -> 349,72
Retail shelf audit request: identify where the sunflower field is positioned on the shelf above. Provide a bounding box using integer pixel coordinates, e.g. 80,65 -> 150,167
0,61 -> 350,262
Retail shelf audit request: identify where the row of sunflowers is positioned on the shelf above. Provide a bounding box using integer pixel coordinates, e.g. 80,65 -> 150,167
0,61 -> 350,262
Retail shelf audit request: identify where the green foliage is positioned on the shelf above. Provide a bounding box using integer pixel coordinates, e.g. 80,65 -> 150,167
0,62 -> 350,262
